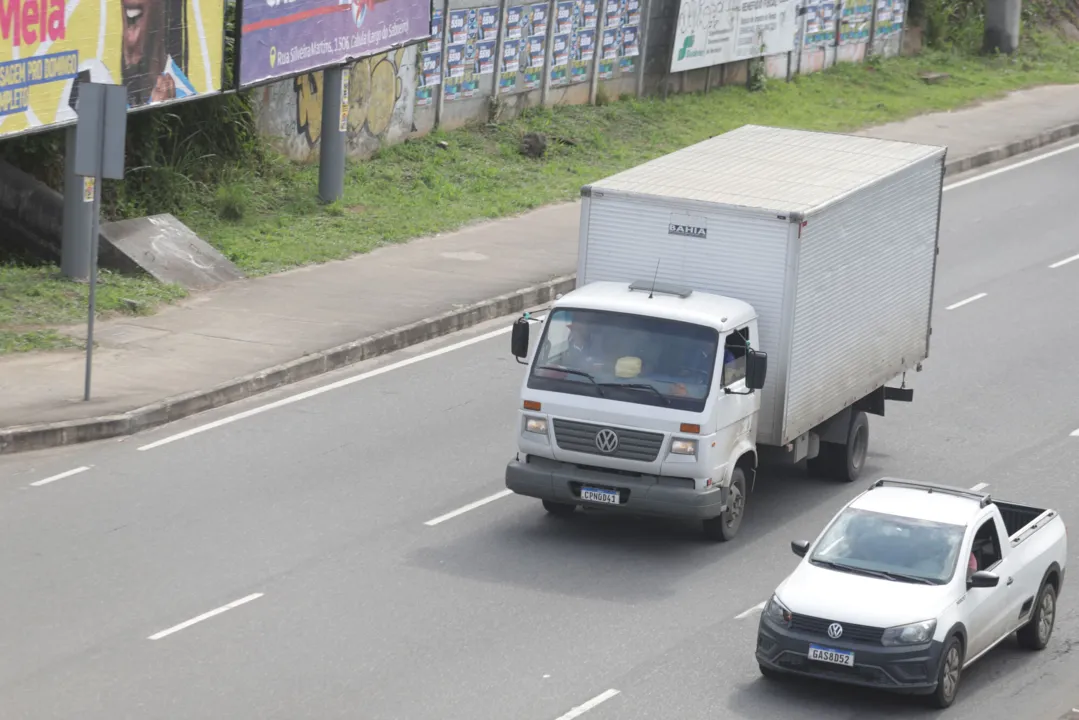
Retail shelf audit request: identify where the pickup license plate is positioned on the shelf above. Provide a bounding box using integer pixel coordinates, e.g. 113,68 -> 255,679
581,486 -> 619,505
808,644 -> 854,667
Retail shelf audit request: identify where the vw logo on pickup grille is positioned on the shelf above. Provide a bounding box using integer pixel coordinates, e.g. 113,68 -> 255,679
595,428 -> 619,454
827,623 -> 844,639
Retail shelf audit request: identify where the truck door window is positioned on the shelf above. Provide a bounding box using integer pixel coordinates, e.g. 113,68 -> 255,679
970,518 -> 1002,572
722,327 -> 750,386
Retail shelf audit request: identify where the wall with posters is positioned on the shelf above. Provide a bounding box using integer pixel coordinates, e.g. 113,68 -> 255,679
0,0 -> 226,140
252,46 -> 420,163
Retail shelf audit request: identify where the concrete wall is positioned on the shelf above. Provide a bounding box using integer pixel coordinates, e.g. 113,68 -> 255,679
250,0 -> 912,162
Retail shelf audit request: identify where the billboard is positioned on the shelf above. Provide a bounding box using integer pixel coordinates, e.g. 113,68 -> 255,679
669,0 -> 799,73
0,0 -> 226,140
238,0 -> 432,89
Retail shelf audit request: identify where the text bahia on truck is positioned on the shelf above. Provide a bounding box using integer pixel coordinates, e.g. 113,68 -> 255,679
504,125 -> 946,542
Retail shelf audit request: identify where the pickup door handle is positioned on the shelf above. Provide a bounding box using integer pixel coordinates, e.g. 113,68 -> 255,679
1007,577 -> 1014,586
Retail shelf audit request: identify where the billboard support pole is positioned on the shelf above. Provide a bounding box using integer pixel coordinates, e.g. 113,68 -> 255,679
319,65 -> 349,204
62,126 -> 92,280
73,82 -> 128,402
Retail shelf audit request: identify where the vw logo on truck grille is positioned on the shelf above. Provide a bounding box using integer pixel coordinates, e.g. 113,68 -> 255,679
827,623 -> 844,639
594,428 -> 619,454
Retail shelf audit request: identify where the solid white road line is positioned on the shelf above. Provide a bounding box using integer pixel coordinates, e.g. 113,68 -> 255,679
138,316 -> 547,451
1049,252 -> 1079,269
969,482 -> 989,492
30,466 -> 91,487
735,601 -> 767,619
147,593 -> 263,640
945,293 -> 987,311
943,140 -> 1079,192
424,489 -> 514,526
555,689 -> 621,720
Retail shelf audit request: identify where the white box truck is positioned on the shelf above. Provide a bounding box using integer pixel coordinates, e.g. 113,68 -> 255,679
505,124 -> 946,541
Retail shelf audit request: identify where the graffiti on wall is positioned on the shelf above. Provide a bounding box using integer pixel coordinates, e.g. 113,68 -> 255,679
293,48 -> 412,148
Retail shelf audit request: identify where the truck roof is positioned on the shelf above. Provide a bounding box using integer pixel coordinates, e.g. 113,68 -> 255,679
552,281 -> 756,331
850,484 -> 984,528
582,125 -> 946,216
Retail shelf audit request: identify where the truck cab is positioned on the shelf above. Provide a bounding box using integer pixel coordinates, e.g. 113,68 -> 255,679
505,279 -> 768,541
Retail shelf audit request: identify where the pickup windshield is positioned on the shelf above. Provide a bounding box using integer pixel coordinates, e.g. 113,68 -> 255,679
527,308 -> 719,412
810,507 -> 967,585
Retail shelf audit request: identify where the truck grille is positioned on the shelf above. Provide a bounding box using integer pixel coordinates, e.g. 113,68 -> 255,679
790,614 -> 884,644
552,419 -> 664,462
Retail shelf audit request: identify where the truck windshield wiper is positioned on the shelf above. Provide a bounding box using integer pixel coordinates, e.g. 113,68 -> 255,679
534,366 -> 606,397
597,382 -> 670,406
875,571 -> 937,585
813,559 -> 935,585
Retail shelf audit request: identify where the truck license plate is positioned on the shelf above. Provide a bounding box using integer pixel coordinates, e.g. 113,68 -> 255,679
808,644 -> 854,667
581,487 -> 619,505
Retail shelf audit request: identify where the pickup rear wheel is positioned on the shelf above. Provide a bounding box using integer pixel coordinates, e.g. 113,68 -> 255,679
702,468 -> 747,542
928,635 -> 964,709
1017,581 -> 1057,650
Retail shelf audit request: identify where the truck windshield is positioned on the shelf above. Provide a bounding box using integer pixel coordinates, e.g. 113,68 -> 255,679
809,507 -> 966,585
527,308 -> 719,412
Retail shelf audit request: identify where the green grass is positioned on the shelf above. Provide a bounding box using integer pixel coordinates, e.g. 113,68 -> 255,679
0,266 -> 186,353
178,40 -> 1079,276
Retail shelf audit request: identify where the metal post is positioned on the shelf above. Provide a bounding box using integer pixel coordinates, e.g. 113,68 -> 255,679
540,0 -> 556,106
83,176 -> 101,401
62,126 -> 91,280
435,0 -> 451,128
318,66 -> 347,204
588,0 -> 609,104
492,0 -> 509,98
635,0 -> 650,97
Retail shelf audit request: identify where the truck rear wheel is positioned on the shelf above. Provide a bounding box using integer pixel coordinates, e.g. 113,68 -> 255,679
807,411 -> 869,483
702,468 -> 746,542
1016,581 -> 1057,650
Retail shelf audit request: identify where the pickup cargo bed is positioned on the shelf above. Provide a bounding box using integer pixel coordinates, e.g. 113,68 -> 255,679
995,500 -> 1051,538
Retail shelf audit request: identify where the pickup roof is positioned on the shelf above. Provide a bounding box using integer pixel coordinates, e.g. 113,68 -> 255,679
755,477 -> 1067,710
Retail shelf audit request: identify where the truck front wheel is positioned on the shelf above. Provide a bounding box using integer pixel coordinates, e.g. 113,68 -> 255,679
702,468 -> 747,542
807,411 -> 869,483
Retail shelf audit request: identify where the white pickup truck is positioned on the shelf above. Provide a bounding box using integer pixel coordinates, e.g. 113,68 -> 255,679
756,478 -> 1067,709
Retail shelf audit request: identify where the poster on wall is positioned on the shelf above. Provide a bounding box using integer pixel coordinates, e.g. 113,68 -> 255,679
802,2 -> 836,46
840,0 -> 873,43
416,10 -> 442,106
874,0 -> 905,37
238,0 -> 431,88
0,0 -> 226,139
443,7 -> 499,101
668,0 -> 800,73
501,38 -> 522,91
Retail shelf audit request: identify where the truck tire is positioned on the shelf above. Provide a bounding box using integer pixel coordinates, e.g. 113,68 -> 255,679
542,500 -> 577,517
807,411 -> 869,483
927,635 -> 964,709
702,468 -> 747,542
1016,581 -> 1057,650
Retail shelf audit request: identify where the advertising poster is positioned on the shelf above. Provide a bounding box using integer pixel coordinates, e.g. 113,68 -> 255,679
557,1 -> 575,34
480,6 -> 501,39
802,2 -> 837,46
526,34 -> 545,88
449,9 -> 470,43
446,43 -> 466,78
428,9 -> 444,52
0,0 -> 225,139
238,0 -> 430,88
874,0 -> 905,37
582,0 -> 598,28
601,28 -> 619,60
622,24 -> 639,56
444,7 -> 490,100
416,11 -> 441,107
530,2 -> 549,37
476,40 -> 497,74
550,33 -> 570,84
501,2 -> 546,93
668,0 -> 800,72
605,0 -> 623,28
506,5 -> 525,38
500,38 -> 520,91
626,0 -> 641,26
840,0 -> 873,43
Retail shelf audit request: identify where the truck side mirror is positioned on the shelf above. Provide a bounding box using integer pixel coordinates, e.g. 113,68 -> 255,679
511,317 -> 530,359
745,349 -> 768,390
968,570 -> 1000,589
791,540 -> 811,558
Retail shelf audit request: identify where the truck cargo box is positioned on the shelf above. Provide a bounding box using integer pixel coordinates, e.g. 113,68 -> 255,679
577,124 -> 945,447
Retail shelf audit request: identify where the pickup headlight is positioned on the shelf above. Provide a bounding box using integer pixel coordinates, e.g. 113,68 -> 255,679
670,438 -> 698,455
881,619 -> 937,646
524,416 -> 548,434
763,594 -> 792,627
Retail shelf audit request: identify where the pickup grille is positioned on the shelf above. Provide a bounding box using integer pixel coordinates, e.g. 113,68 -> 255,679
790,614 -> 885,644
552,419 -> 664,462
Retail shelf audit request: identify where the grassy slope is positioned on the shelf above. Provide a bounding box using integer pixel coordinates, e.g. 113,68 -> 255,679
3,39 -> 1079,353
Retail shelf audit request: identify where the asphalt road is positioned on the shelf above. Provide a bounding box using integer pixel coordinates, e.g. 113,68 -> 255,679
3,143 -> 1079,720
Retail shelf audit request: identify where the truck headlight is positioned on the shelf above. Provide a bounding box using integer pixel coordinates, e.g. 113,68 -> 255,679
881,619 -> 936,646
524,416 -> 548,434
763,594 -> 792,627
670,438 -> 698,455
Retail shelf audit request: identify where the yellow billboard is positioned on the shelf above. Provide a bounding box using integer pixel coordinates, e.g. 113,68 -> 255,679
0,0 -> 225,140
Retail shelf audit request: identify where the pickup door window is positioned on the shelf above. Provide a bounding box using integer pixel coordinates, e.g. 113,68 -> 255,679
964,516 -> 1012,659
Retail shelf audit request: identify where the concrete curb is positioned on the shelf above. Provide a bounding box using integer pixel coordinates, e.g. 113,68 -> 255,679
0,275 -> 576,455
5,122 -> 1079,455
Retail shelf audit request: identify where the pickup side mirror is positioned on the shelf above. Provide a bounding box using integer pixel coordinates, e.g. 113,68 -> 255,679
511,317 -> 530,359
745,349 -> 768,391
791,540 -> 811,558
968,570 -> 1000,589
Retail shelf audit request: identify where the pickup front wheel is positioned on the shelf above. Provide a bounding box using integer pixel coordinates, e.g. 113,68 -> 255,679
929,635 -> 964,709
1017,581 -> 1057,650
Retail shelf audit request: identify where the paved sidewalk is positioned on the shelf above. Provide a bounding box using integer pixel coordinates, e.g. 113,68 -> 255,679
4,83 -> 1079,451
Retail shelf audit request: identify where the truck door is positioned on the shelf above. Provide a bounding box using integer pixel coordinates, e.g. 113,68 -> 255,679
963,515 -> 1011,659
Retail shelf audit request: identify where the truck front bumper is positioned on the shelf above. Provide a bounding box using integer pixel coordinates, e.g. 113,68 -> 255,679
505,455 -> 727,520
755,614 -> 944,695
